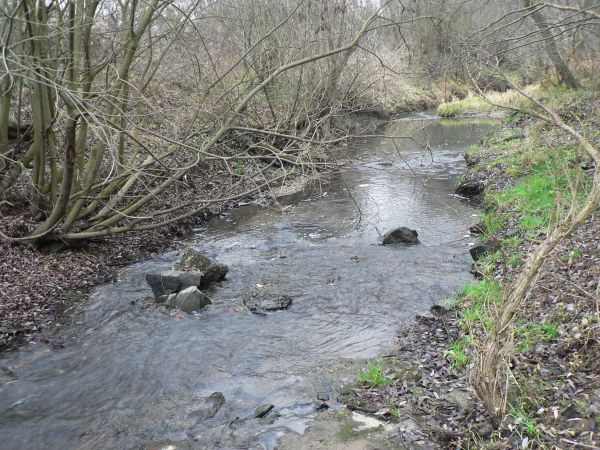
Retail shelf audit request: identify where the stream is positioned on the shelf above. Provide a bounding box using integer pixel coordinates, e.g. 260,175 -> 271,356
0,113 -> 495,449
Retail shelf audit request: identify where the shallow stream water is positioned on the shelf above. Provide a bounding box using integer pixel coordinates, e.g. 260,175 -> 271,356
0,113 -> 495,449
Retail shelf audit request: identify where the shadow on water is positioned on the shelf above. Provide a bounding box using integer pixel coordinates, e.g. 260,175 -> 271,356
0,115 -> 496,449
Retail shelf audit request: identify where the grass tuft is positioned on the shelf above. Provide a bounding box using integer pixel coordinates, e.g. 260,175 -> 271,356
515,322 -> 558,351
437,85 -> 540,117
455,280 -> 501,330
357,362 -> 389,388
509,404 -> 541,440
444,336 -> 472,367
495,174 -> 556,232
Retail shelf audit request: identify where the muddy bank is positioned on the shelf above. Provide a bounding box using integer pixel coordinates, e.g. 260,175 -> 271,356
342,91 -> 600,448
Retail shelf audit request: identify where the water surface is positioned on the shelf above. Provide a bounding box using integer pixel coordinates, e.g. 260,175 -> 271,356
0,115 -> 494,449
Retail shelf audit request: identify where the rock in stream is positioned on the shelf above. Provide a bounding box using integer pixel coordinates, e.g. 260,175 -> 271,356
166,286 -> 211,313
146,270 -> 202,298
382,227 -> 420,245
174,248 -> 229,287
189,392 -> 225,422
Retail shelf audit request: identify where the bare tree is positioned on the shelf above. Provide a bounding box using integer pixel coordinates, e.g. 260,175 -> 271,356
0,0 -> 400,247
523,0 -> 580,88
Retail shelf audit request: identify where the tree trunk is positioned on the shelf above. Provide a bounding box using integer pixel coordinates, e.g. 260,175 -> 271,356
524,1 -> 580,89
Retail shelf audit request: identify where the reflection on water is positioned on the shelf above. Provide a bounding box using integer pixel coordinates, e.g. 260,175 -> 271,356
0,116 -> 494,449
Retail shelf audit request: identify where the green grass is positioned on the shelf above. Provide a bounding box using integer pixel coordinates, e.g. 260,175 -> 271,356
455,280 -> 501,330
515,322 -> 558,351
568,247 -> 582,261
509,404 -> 541,440
438,94 -> 497,117
508,252 -> 522,267
438,101 -> 464,117
234,162 -> 243,175
496,174 -> 556,232
444,336 -> 472,367
437,86 -> 539,117
459,280 -> 502,302
479,169 -> 572,244
480,210 -> 505,236
506,111 -> 524,124
357,362 -> 389,388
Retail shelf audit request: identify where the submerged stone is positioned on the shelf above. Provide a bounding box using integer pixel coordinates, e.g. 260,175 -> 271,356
254,404 -> 274,418
0,366 -> 16,387
189,392 -> 225,422
243,293 -> 293,312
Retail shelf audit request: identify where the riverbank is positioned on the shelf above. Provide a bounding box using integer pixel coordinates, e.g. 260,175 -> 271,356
344,86 -> 600,448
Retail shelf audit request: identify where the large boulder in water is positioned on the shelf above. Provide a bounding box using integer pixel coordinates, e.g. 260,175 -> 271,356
146,270 -> 202,298
166,286 -> 211,313
174,248 -> 229,287
382,227 -> 420,245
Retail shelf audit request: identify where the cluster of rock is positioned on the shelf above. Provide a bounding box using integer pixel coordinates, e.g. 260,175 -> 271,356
466,220 -> 504,262
456,160 -> 504,261
145,248 -> 229,313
